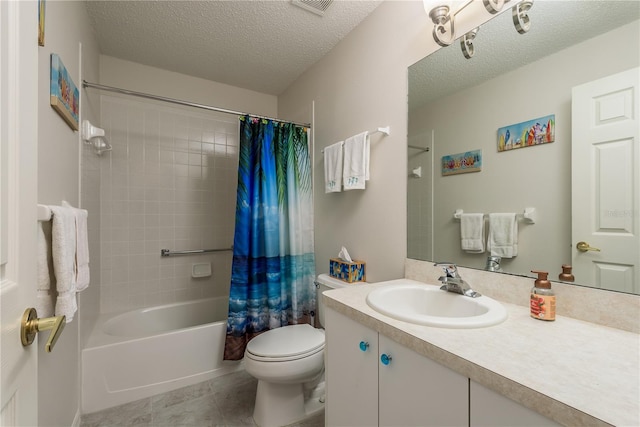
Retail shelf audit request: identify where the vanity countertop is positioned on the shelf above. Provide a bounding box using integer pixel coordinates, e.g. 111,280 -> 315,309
323,279 -> 640,427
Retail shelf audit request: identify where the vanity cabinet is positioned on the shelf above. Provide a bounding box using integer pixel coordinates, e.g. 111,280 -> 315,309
470,381 -> 561,427
326,307 -> 561,427
325,308 -> 468,427
325,307 -> 378,426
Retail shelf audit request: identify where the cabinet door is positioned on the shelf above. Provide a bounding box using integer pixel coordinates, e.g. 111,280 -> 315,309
325,308 -> 379,427
470,381 -> 561,427
379,335 -> 468,427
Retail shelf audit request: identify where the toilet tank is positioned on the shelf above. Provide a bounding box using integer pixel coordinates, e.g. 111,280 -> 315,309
316,273 -> 360,328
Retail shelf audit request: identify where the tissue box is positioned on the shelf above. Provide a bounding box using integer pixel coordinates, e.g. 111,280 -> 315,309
329,258 -> 366,283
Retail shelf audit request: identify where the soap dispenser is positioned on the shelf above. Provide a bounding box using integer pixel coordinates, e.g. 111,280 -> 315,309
559,264 -> 575,282
530,270 -> 556,321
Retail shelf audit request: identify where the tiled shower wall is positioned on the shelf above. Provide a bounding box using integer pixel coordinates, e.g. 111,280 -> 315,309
99,95 -> 238,313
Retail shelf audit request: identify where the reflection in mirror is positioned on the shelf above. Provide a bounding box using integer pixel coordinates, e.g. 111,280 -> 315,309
408,1 -> 639,294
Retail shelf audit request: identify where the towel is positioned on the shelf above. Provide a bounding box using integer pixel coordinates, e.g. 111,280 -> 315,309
343,131 -> 370,190
488,213 -> 518,258
50,205 -> 77,322
36,221 -> 55,317
460,213 -> 485,253
324,141 -> 344,193
63,201 -> 90,291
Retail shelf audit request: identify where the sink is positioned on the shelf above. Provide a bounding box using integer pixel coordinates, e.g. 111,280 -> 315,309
366,281 -> 507,329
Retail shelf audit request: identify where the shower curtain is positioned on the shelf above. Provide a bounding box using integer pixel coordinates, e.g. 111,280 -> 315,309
224,116 -> 315,360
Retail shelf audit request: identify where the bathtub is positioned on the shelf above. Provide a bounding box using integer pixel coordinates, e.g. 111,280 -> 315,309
81,297 -> 241,414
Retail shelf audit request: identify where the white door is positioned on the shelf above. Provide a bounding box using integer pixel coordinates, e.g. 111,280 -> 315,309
571,67 -> 640,293
1,1 -> 39,425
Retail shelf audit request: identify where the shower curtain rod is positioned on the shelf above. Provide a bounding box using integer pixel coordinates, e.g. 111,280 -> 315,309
82,80 -> 312,128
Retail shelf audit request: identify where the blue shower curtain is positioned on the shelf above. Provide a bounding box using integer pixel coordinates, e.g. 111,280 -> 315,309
224,116 -> 315,360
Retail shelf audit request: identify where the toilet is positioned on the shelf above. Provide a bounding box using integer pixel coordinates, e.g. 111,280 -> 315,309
244,273 -> 353,427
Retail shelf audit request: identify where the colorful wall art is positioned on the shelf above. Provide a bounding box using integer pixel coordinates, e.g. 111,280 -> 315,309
442,149 -> 482,176
50,53 -> 79,130
498,114 -> 555,152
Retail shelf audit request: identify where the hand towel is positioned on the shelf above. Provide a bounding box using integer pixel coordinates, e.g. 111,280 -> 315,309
50,205 -> 77,322
36,221 -> 55,317
343,131 -> 370,190
63,201 -> 90,291
488,213 -> 518,258
460,213 -> 485,253
324,141 -> 344,193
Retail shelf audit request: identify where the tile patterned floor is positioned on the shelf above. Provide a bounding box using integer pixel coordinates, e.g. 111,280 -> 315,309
80,370 -> 325,427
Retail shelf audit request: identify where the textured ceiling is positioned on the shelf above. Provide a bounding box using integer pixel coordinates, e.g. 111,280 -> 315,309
409,1 -> 640,111
85,0 -> 383,95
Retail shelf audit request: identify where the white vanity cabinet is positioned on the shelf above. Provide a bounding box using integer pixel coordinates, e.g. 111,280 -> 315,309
325,307 -> 379,426
470,381 -> 561,427
325,308 -> 468,427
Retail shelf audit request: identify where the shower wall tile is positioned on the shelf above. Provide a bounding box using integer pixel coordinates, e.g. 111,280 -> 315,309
99,96 -> 238,313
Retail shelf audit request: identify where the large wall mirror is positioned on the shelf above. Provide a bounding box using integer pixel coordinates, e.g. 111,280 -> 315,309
408,1 -> 639,294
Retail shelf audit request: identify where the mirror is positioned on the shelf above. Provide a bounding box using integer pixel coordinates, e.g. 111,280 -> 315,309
408,1 -> 640,293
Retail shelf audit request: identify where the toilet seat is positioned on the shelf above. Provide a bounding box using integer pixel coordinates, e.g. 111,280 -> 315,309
246,324 -> 325,362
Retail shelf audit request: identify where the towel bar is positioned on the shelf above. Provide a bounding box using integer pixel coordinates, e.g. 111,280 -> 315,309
37,204 -> 52,221
321,126 -> 390,153
160,247 -> 233,257
453,208 -> 536,224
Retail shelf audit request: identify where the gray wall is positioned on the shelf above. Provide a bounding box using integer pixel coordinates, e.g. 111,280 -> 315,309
278,1 -> 498,282
37,1 -> 100,425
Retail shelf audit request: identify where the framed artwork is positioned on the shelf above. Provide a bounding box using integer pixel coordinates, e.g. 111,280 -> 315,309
498,114 -> 555,152
38,0 -> 45,46
50,54 -> 79,130
442,149 -> 482,176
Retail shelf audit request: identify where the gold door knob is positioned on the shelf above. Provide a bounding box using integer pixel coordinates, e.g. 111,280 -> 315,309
21,308 -> 66,353
576,241 -> 601,252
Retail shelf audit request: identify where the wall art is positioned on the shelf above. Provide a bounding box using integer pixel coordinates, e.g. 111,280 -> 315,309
38,0 -> 46,46
50,53 -> 79,130
442,149 -> 482,176
498,114 -> 555,152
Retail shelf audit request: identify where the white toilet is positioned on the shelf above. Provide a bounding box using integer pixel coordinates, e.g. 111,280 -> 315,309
244,273 -> 352,427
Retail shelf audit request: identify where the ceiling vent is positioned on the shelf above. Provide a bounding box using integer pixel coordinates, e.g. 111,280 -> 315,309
291,0 -> 334,16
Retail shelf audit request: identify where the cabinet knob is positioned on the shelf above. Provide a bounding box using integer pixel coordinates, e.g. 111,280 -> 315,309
380,353 -> 392,365
359,341 -> 370,352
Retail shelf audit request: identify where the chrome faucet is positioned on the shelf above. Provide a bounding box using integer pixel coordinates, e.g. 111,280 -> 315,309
434,262 -> 481,298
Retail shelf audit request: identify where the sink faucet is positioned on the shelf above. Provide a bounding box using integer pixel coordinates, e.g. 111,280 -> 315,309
433,262 -> 481,298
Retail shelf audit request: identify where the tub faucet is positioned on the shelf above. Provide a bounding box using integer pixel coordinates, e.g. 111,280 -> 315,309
433,262 -> 481,298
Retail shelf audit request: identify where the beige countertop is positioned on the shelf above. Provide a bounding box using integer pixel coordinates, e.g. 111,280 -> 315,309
323,278 -> 640,427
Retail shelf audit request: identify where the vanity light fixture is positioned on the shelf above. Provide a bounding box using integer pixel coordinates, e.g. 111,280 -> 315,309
512,0 -> 533,34
423,0 -> 534,58
81,120 -> 112,156
460,27 -> 479,59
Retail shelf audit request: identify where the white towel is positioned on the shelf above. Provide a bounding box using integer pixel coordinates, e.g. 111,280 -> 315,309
36,221 -> 55,317
343,131 -> 370,191
460,213 -> 485,253
488,213 -> 518,258
63,201 -> 90,291
50,206 -> 77,322
324,141 -> 344,193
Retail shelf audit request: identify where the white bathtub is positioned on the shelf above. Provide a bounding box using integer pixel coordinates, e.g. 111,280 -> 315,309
81,297 -> 241,414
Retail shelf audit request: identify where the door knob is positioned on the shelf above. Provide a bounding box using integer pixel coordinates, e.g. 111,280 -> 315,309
576,241 -> 601,252
21,308 -> 66,353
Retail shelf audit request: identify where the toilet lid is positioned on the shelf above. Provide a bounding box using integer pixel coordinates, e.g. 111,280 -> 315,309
246,324 -> 325,359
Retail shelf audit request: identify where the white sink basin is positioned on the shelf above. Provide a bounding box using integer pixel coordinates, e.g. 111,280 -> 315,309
366,281 -> 507,329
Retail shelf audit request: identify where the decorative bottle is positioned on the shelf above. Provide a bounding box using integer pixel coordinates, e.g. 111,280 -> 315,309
530,270 -> 556,321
